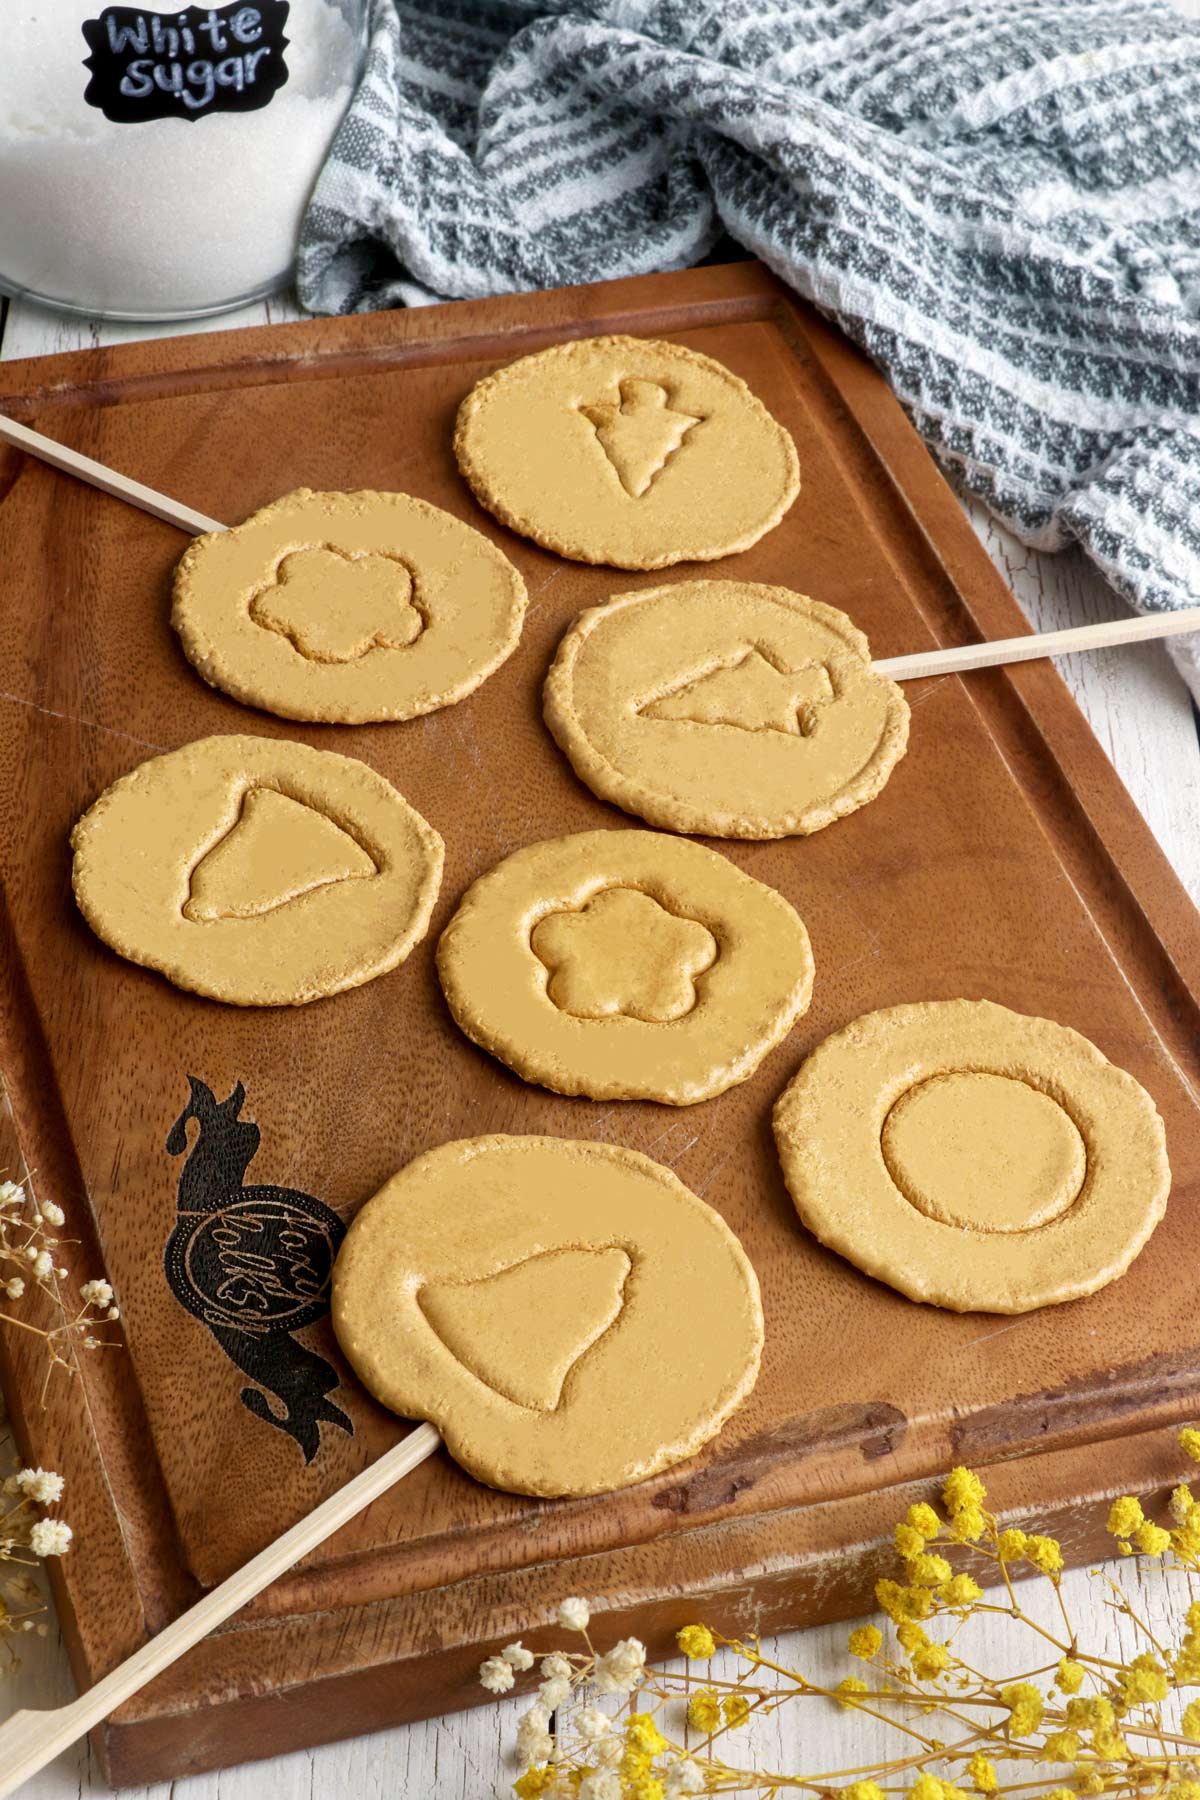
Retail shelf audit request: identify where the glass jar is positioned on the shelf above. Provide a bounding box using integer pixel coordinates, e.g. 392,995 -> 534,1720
0,0 -> 366,320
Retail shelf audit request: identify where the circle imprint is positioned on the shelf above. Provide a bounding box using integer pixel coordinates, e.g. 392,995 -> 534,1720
880,1072 -> 1086,1232
544,581 -> 909,839
332,1135 -> 764,1497
436,829 -> 814,1105
172,488 -> 527,724
70,734 -> 444,1006
772,999 -> 1170,1313
454,335 -> 799,569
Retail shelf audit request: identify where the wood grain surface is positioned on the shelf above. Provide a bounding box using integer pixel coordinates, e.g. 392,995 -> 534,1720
1,263 -> 1199,1786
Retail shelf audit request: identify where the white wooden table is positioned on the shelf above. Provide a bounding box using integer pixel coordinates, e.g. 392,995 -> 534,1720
3,289 -> 1200,1799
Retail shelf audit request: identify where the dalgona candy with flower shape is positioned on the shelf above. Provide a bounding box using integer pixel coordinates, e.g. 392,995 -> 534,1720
331,1135 -> 763,1497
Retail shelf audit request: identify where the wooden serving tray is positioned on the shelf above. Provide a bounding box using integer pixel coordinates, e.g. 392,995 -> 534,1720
1,263 -> 1199,1786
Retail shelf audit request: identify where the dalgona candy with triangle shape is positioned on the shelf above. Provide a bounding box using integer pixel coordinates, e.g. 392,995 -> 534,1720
70,734 -> 443,1005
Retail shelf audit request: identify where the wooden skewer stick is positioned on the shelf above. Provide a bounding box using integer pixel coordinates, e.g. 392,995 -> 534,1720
0,413 -> 224,536
3,410 -> 1198,677
873,604 -> 1200,681
0,1424 -> 442,1796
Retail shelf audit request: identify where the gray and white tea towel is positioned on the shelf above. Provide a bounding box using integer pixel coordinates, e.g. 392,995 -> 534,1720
298,0 -> 1200,693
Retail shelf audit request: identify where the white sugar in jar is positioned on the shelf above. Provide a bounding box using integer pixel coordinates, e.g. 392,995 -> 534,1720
0,1 -> 365,320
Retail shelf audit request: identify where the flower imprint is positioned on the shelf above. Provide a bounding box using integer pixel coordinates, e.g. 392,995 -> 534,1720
531,887 -> 718,1023
249,545 -> 425,664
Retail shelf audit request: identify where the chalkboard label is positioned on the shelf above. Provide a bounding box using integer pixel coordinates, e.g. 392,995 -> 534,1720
82,3 -> 291,124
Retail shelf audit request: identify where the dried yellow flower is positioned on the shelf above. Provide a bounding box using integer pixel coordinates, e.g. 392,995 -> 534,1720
940,1573 -> 982,1607
844,1785 -> 886,1800
997,1528 -> 1028,1560
895,1522 -> 927,1560
626,1714 -> 667,1757
1179,1427 -> 1200,1464
906,1502 -> 941,1540
1132,1520 -> 1171,1557
1117,1652 -> 1169,1706
514,1769 -> 555,1799
1027,1534 -> 1064,1576
911,1641 -> 949,1680
1175,1513 -> 1200,1557
1056,1658 -> 1085,1693
848,1626 -> 883,1660
723,1694 -> 751,1729
674,1625 -> 715,1660
1090,1727 -> 1128,1760
835,1677 -> 868,1710
1046,1789 -> 1076,1800
686,1690 -> 721,1734
628,1777 -> 664,1800
1001,1681 -> 1044,1735
1170,1483 -> 1196,1523
1042,1728 -> 1080,1760
908,1553 -> 952,1587
909,1777 -> 943,1800
875,1578 -> 908,1623
1182,1698 -> 1200,1740
966,1753 -> 997,1792
1075,1772 -> 1105,1795
942,1468 -> 986,1515
1165,1784 -> 1200,1800
621,1747 -> 652,1783
948,1505 -> 986,1543
1106,1496 -> 1144,1539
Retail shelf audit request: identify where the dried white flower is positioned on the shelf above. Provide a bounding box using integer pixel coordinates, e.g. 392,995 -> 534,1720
540,1651 -> 573,1682
576,1705 -> 613,1741
501,1639 -> 535,1671
515,1704 -> 553,1766
40,1201 -> 65,1229
478,1655 -> 515,1694
556,1596 -> 590,1633
538,1674 -> 571,1711
80,1280 -> 114,1308
4,1279 -> 24,1300
107,1306 -> 120,1321
32,1251 -> 52,1280
29,1519 -> 72,1558
594,1637 -> 646,1694
0,1182 -> 22,1207
665,1758 -> 706,1796
14,1468 -> 64,1505
592,1736 -> 622,1767
579,1772 -> 621,1800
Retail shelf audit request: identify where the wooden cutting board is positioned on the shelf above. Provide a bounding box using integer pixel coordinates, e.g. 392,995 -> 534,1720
1,262 -> 1199,1786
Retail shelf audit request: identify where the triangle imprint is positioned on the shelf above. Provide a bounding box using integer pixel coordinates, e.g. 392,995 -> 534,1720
185,787 -> 377,922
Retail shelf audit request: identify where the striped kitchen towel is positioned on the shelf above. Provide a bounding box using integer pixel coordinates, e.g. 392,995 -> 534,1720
298,0 -> 1200,689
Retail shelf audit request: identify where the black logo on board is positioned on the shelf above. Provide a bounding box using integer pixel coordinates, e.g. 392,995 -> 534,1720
165,1076 -> 352,1462
82,3 -> 290,124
